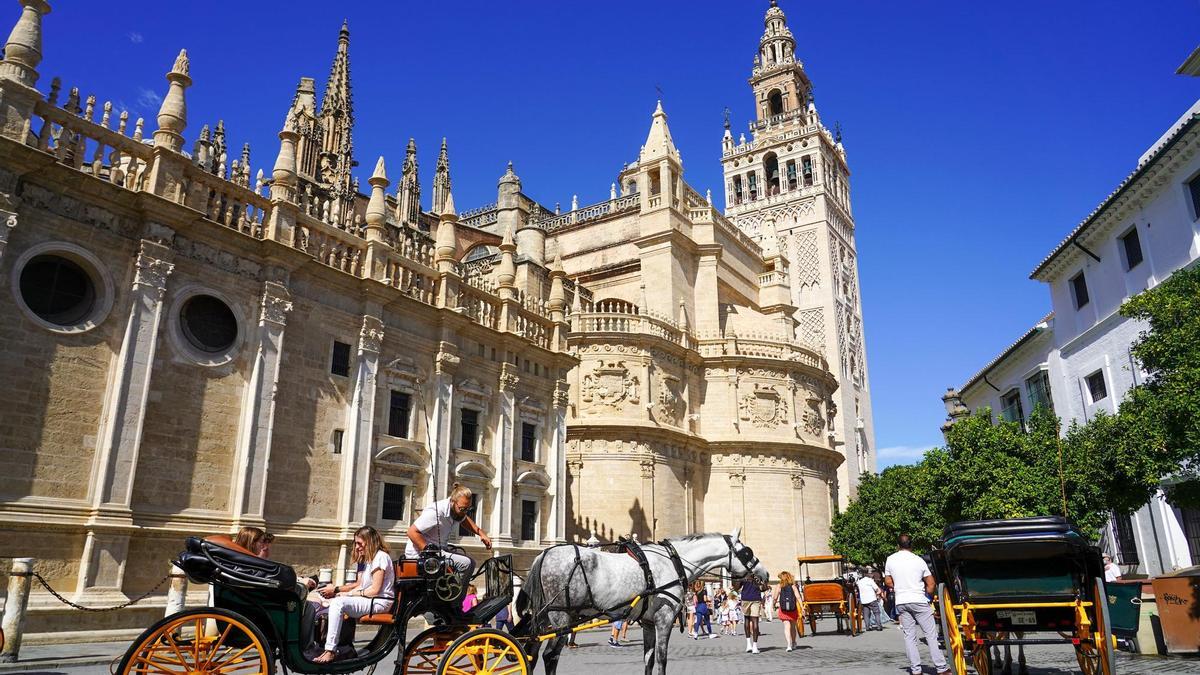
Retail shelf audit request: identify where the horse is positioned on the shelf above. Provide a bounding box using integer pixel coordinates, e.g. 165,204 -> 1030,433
514,528 -> 770,675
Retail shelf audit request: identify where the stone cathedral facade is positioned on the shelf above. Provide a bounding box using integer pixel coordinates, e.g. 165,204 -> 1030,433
0,0 -> 872,638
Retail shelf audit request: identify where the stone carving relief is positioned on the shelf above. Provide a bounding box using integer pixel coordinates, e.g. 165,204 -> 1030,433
802,395 -> 825,436
794,229 -> 820,289
738,383 -> 789,429
132,242 -> 175,296
385,355 -> 424,393
552,379 -> 570,410
259,282 -> 292,326
0,208 -> 17,260
797,308 -> 824,351
173,234 -> 263,279
359,315 -> 384,353
20,182 -> 138,238
458,377 -> 492,410
499,362 -> 520,392
650,372 -> 685,426
435,350 -> 460,375
581,359 -> 639,409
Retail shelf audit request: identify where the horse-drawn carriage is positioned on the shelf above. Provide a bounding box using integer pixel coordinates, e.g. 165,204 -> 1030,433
796,554 -> 862,637
118,530 -> 768,675
930,516 -> 1117,675
118,534 -> 525,675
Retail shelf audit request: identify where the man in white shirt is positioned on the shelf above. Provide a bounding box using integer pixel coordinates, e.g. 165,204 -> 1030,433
855,569 -> 884,631
885,534 -> 948,675
406,484 -> 492,578
1103,554 -> 1122,583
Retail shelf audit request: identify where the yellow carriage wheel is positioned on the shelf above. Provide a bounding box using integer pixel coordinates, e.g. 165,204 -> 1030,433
971,641 -> 992,675
117,608 -> 272,675
936,583 -> 967,675
436,628 -> 529,675
402,626 -> 467,674
1092,577 -> 1116,675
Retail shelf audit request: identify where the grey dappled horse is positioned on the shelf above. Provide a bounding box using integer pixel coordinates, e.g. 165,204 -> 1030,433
514,529 -> 770,675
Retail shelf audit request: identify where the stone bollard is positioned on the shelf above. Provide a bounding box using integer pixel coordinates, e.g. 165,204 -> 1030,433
0,558 -> 34,663
165,563 -> 187,617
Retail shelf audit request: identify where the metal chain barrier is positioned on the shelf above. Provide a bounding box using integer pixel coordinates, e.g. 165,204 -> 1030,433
31,571 -> 170,613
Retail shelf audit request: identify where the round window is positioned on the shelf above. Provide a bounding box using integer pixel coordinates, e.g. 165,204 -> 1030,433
19,254 -> 96,326
179,295 -> 238,354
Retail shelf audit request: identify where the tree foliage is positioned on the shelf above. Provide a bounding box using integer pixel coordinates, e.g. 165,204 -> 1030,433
832,265 -> 1200,563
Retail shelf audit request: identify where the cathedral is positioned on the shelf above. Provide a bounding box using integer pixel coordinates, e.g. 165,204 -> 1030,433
0,0 -> 873,639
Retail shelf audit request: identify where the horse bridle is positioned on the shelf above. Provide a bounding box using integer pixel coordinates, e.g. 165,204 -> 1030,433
722,535 -> 762,579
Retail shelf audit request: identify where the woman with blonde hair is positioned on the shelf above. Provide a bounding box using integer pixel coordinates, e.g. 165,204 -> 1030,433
312,526 -> 395,663
233,526 -> 266,555
776,570 -> 804,652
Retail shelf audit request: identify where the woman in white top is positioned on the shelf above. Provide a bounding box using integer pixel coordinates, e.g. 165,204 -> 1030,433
312,526 -> 395,663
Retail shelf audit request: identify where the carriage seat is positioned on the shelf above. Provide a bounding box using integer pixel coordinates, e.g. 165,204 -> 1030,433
348,559 -> 422,625
177,536 -> 299,599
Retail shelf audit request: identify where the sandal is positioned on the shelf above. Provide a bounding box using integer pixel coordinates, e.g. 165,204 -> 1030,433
312,650 -> 337,664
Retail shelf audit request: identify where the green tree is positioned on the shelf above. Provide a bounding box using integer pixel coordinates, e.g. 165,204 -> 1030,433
1112,264 -> 1200,507
829,460 -> 948,566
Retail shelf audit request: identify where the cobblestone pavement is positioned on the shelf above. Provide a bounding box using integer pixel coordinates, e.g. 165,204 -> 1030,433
20,618 -> 1200,674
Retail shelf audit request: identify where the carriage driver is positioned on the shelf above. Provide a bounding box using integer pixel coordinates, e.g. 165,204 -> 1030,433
405,484 -> 491,578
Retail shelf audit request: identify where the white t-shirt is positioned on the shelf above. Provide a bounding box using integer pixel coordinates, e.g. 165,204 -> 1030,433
1104,563 -> 1120,583
404,498 -> 460,556
360,549 -> 395,601
884,550 -> 932,606
856,576 -> 881,604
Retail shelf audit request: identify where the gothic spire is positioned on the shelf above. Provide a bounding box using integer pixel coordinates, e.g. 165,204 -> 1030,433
639,100 -> 681,165
317,20 -> 354,193
432,137 -> 452,214
322,20 -> 353,121
396,137 -> 421,225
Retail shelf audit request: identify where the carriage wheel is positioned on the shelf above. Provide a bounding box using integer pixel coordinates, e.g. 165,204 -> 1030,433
436,628 -> 528,675
1093,577 -> 1116,675
936,584 -> 966,675
402,626 -> 467,674
116,607 -> 272,675
805,604 -> 817,636
970,641 -> 992,675
1075,644 -> 1101,675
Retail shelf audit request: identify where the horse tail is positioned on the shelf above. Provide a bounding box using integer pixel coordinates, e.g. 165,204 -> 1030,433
511,551 -> 546,638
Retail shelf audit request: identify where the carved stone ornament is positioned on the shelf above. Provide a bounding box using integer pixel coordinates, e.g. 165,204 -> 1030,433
552,379 -> 570,410
259,282 -> 292,326
640,460 -> 655,479
435,350 -> 460,375
499,363 -> 520,392
580,359 -> 639,409
359,315 -> 384,353
802,395 -> 825,436
0,208 -> 16,260
132,244 -> 175,296
651,373 -> 685,426
738,383 -> 789,429
791,474 -> 805,489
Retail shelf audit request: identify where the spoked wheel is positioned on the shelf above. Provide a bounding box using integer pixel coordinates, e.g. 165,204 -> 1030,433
437,628 -> 528,675
971,640 -> 993,675
1076,643 -> 1101,675
937,583 -> 965,675
402,626 -> 467,674
116,607 -> 272,675
1093,577 -> 1117,675
806,604 -> 817,636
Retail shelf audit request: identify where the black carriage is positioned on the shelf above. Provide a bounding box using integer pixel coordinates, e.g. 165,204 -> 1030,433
118,535 -> 526,675
930,516 -> 1116,675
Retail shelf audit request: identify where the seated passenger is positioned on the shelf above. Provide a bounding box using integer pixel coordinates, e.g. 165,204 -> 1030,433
405,484 -> 492,579
233,526 -> 267,556
311,526 -> 395,664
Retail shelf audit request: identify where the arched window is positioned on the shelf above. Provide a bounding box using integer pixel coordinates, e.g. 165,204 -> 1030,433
768,89 -> 784,116
763,153 -> 780,194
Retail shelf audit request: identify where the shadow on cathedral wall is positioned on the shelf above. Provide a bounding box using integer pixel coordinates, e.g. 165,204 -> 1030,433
566,497 -> 653,544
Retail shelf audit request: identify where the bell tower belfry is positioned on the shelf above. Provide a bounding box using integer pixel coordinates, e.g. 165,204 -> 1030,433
720,1 -> 876,501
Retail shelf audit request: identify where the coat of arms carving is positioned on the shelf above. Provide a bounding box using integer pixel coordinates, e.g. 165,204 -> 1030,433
581,359 -> 639,409
802,395 -> 825,436
738,383 -> 788,429
651,373 -> 685,425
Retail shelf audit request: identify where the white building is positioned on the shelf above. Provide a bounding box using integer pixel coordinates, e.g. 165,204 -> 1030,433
948,97 -> 1200,576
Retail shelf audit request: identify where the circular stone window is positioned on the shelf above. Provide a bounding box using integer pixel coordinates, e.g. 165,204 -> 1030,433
19,254 -> 97,327
179,294 -> 238,354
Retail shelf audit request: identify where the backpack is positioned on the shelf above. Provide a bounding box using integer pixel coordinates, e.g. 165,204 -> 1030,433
779,585 -> 796,612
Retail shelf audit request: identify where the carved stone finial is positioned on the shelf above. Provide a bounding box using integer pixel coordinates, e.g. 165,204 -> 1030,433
154,49 -> 192,152
0,0 -> 51,87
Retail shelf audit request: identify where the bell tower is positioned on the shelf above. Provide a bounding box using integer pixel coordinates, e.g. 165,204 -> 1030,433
720,1 -> 876,501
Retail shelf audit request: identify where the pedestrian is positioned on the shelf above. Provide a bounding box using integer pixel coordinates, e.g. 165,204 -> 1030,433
685,582 -> 698,638
1103,554 -> 1122,583
885,534 -> 949,675
762,585 -> 774,622
725,591 -> 742,635
740,578 -> 763,653
495,602 -> 514,632
693,580 -> 714,638
856,568 -> 884,631
776,570 -> 803,652
608,619 -> 627,647
717,588 -> 731,634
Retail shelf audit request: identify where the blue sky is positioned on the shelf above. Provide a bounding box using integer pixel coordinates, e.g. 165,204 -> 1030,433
32,1 -> 1200,468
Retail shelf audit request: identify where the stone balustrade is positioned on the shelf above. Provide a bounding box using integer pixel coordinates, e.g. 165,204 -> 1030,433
542,193 -> 639,231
